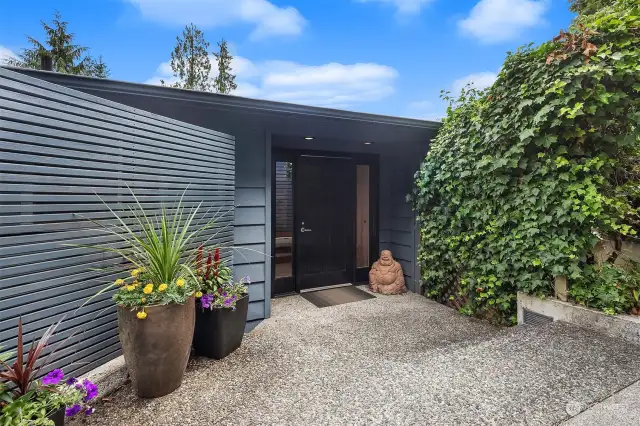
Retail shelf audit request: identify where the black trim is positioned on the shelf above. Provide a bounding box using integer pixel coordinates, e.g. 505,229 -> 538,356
7,67 -> 441,130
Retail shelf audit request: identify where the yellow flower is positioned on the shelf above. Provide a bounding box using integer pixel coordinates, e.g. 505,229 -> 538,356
126,285 -> 136,292
136,310 -> 147,320
143,284 -> 153,294
115,279 -> 125,286
158,283 -> 168,292
195,291 -> 203,298
141,297 -> 146,303
131,269 -> 140,277
176,278 -> 185,287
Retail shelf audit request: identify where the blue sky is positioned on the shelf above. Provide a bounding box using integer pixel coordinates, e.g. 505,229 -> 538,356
0,0 -> 574,119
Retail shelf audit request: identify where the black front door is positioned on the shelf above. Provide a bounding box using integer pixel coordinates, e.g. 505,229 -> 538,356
295,155 -> 355,291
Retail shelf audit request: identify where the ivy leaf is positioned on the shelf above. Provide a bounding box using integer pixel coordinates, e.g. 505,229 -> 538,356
519,129 -> 535,141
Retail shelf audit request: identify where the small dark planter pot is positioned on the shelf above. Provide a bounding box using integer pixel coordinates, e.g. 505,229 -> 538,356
193,295 -> 249,359
47,406 -> 65,426
118,298 -> 195,398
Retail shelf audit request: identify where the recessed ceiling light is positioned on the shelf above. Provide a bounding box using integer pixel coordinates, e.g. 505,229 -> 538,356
304,136 -> 314,140
364,142 -> 372,145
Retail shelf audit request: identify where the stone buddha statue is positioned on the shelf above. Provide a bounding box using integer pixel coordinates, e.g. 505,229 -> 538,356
369,250 -> 407,295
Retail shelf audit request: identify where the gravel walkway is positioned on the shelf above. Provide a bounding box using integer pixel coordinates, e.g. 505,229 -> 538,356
71,288 -> 640,426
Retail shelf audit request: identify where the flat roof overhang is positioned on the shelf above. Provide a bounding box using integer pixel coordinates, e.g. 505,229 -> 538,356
7,67 -> 440,145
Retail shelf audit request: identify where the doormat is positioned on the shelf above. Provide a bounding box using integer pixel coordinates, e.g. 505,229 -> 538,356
301,285 -> 376,308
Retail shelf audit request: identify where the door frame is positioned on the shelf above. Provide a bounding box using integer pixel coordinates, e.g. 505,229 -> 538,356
271,148 -> 379,296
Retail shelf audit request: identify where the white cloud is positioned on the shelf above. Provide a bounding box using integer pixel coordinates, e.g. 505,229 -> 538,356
126,0 -> 306,39
406,100 -> 444,121
147,55 -> 398,109
356,0 -> 435,15
406,71 -> 498,121
458,0 -> 549,44
0,45 -> 18,64
452,71 -> 497,93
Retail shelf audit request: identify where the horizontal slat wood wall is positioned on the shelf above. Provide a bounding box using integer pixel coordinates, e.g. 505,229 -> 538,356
0,68 -> 235,377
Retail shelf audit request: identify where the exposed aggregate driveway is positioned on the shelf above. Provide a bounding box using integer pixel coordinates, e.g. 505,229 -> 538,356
71,287 -> 640,426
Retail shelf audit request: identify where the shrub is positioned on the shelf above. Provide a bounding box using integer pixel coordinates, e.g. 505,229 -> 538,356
569,262 -> 640,315
412,0 -> 640,323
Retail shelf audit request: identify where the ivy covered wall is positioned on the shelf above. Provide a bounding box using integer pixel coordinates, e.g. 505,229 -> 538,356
412,0 -> 640,324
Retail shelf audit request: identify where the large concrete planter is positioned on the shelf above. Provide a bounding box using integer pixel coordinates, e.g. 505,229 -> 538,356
117,298 -> 195,398
193,295 -> 248,359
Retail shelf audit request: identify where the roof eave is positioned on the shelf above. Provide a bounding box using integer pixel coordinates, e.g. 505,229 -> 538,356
5,67 -> 442,130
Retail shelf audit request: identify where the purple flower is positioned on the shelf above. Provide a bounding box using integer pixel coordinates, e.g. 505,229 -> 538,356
201,293 -> 214,309
85,407 -> 95,416
231,295 -> 237,301
241,275 -> 251,284
65,377 -> 78,386
65,404 -> 82,417
82,379 -> 99,401
221,291 -> 228,297
42,369 -> 64,386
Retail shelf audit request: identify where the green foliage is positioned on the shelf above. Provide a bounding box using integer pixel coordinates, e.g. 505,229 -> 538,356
569,0 -> 616,15
1,391 -> 56,426
164,23 -> 212,91
4,10 -> 109,78
412,0 -> 640,324
213,39 -> 238,94
79,187 -> 215,315
1,386 -> 88,426
569,262 -> 640,314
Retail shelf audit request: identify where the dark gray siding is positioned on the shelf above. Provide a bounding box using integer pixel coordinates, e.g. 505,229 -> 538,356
233,129 -> 269,330
0,68 -> 235,376
40,91 -> 271,330
104,99 -> 268,330
8,69 -> 436,334
379,147 -> 425,293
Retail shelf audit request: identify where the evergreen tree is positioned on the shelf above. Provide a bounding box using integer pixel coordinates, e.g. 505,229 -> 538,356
164,24 -> 211,91
213,39 -> 237,94
5,10 -> 110,78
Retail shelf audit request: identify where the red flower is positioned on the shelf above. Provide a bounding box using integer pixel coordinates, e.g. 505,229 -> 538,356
205,251 -> 213,279
213,248 -> 221,277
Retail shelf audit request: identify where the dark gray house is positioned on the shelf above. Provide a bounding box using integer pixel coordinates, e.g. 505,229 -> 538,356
1,67 -> 438,375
